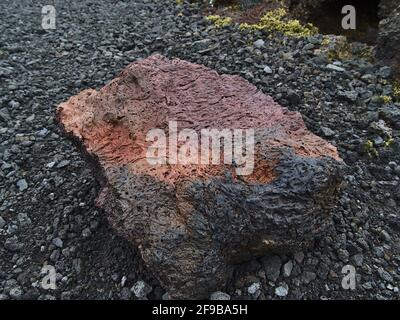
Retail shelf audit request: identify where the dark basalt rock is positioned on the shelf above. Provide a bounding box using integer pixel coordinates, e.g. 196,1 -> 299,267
377,5 -> 400,78
378,0 -> 399,19
57,54 -> 343,299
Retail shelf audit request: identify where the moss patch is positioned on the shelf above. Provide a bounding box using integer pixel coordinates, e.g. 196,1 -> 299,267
238,8 -> 318,37
379,95 -> 393,105
393,80 -> 400,98
364,140 -> 379,158
205,15 -> 233,28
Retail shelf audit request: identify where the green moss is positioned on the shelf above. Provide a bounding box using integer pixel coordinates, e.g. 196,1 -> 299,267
379,95 -> 393,105
358,46 -> 375,62
393,80 -> 400,98
239,8 -> 318,37
321,35 -> 351,61
384,138 -> 395,148
319,35 -> 374,63
364,140 -> 379,158
205,15 -> 233,28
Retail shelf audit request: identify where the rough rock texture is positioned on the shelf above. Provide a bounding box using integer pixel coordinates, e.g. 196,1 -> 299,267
57,54 -> 343,299
378,0 -> 399,19
377,6 -> 400,78
286,0 -> 335,19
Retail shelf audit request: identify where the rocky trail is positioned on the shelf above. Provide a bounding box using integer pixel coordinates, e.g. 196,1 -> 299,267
0,0 -> 399,300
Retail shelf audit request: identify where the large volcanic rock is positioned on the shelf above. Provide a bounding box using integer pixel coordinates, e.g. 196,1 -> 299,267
57,54 -> 343,299
378,0 -> 399,19
377,5 -> 400,78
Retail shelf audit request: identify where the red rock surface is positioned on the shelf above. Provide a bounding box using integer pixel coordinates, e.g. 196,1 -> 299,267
57,54 -> 343,299
58,55 -> 339,182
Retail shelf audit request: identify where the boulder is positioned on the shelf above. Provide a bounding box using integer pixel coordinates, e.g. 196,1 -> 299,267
286,0 -> 335,20
378,0 -> 399,19
377,5 -> 400,78
57,54 -> 343,299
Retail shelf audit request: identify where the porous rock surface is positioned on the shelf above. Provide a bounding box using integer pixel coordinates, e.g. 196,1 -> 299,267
57,54 -> 343,299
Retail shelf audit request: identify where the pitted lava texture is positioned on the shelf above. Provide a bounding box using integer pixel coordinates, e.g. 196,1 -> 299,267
57,54 -> 343,299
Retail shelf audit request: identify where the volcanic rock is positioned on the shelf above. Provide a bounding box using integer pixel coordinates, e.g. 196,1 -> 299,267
57,54 -> 343,299
377,5 -> 400,78
378,0 -> 399,19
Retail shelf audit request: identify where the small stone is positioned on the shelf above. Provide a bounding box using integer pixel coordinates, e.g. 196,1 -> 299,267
303,43 -> 315,51
50,250 -> 60,262
56,160 -> 70,169
253,39 -> 265,48
263,66 -> 273,74
210,291 -> 231,300
370,120 -> 392,138
131,280 -> 152,299
120,287 -> 131,300
338,90 -> 358,102
302,271 -> 316,284
378,268 -> 393,283
350,254 -> 364,267
262,254 -> 282,282
337,248 -> 349,263
0,216 -> 5,229
286,89 -> 301,105
321,126 -> 335,137
46,161 -> 56,168
379,105 -> 400,129
380,230 -> 391,242
26,114 -> 35,122
282,260 -> 293,277
379,66 -> 392,78
4,236 -> 22,252
16,179 -> 28,191
17,213 -> 31,227
326,64 -> 345,72
37,128 -> 49,137
82,228 -> 91,238
9,100 -> 20,108
52,238 -> 63,248
372,136 -> 384,146
362,282 -> 373,290
162,292 -> 171,300
9,287 -> 23,299
121,276 -> 127,287
275,285 -> 288,297
0,108 -> 11,122
247,282 -> 261,295
361,74 -> 375,83
294,252 -> 304,264
111,273 -> 119,282
373,246 -> 385,258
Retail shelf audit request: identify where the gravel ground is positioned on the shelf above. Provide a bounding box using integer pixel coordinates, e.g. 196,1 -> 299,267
0,0 -> 399,300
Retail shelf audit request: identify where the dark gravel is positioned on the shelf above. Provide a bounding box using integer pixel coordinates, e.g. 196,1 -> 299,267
0,0 -> 399,300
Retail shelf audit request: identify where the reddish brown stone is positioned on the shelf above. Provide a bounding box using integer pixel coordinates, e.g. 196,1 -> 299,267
57,54 -> 343,299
